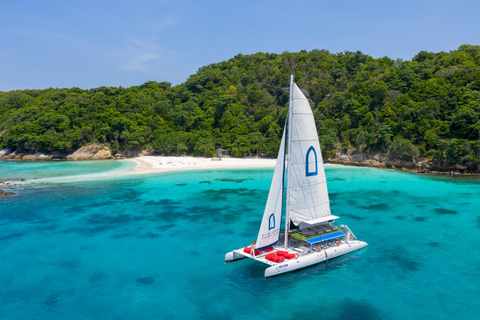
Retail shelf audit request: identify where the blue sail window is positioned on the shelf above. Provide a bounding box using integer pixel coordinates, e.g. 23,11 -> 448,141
306,146 -> 318,176
268,213 -> 275,230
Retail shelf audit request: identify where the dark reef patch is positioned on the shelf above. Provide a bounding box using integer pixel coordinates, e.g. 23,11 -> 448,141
329,177 -> 345,181
359,203 -> 389,210
328,192 -> 339,200
0,232 -> 23,241
428,242 -> 440,247
199,181 -> 211,184
138,232 -> 160,238
155,223 -> 176,231
111,232 -> 136,239
87,213 -> 132,225
42,292 -> 65,309
379,245 -> 420,272
434,208 -> 458,215
215,178 -> 251,183
338,299 -> 383,320
414,216 -> 427,222
109,188 -> 143,203
136,276 -> 155,286
176,183 -> 187,186
58,259 -> 82,269
36,224 -> 59,231
289,298 -> 382,320
88,271 -> 108,283
200,188 -> 265,202
246,220 -> 259,228
342,213 -> 364,220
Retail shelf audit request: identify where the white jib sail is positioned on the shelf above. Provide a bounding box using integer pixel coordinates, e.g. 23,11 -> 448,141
255,126 -> 286,249
288,83 -> 333,227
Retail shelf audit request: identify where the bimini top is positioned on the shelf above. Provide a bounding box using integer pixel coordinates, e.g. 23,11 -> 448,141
305,231 -> 345,245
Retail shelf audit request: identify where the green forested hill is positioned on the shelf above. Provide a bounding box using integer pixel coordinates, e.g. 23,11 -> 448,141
1,45 -> 480,167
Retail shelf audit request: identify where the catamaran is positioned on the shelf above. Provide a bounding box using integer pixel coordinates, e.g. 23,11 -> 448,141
225,75 -> 367,277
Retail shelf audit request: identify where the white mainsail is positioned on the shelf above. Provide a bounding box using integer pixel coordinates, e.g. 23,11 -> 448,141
287,83 -> 336,228
255,127 -> 286,249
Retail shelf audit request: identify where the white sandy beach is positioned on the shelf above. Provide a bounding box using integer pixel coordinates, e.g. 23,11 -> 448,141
130,156 -> 276,174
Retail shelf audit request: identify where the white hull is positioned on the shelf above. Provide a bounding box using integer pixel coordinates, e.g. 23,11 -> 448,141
224,250 -> 247,262
225,240 -> 367,278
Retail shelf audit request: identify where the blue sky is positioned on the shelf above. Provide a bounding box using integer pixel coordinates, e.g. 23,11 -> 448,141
1,0 -> 479,91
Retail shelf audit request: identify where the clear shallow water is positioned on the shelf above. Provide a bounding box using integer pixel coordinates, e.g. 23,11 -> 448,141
0,162 -> 479,320
0,159 -> 136,181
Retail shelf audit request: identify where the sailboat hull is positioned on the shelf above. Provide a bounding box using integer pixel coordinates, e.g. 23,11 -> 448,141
225,250 -> 247,262
224,78 -> 368,278
264,240 -> 367,278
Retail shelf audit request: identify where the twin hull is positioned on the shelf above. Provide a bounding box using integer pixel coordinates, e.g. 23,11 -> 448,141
225,240 -> 367,278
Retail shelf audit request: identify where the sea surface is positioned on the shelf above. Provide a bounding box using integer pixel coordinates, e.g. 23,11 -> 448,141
0,160 -> 479,320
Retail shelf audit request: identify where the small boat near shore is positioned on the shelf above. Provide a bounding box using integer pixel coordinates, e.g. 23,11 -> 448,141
225,75 -> 367,277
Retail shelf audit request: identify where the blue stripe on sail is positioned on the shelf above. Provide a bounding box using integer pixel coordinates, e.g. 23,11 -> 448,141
268,213 -> 275,230
256,241 -> 278,251
306,146 -> 318,176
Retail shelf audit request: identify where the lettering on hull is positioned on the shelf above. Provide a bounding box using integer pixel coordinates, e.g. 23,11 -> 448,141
275,263 -> 289,272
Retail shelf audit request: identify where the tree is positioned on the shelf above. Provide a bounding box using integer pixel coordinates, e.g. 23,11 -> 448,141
391,136 -> 419,161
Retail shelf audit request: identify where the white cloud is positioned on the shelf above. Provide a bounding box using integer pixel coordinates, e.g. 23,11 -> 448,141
112,37 -> 177,73
153,14 -> 179,31
123,52 -> 160,71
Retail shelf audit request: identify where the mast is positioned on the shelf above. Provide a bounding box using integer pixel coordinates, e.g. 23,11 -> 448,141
284,74 -> 294,248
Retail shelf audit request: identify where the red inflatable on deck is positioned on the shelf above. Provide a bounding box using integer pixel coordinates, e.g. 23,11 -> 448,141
275,250 -> 296,259
243,247 -> 262,255
265,253 -> 285,263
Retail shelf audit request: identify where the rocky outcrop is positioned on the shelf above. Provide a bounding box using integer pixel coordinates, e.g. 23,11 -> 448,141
66,144 -> 114,161
18,153 -> 53,160
330,151 -> 416,170
0,145 -> 127,161
328,151 -> 479,174
121,148 -> 151,158
0,189 -> 16,197
0,149 -> 57,160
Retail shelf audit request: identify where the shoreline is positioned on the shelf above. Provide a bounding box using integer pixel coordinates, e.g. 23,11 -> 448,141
129,156 -> 276,175
1,154 -> 479,177
0,156 -> 277,185
1,156 -> 479,192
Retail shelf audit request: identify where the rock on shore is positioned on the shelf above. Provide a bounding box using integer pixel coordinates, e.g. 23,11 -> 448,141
328,151 -> 479,174
66,144 -> 114,161
0,189 -> 16,197
0,144 -> 124,161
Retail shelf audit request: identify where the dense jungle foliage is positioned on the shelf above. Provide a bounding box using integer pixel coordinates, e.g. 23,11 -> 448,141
1,45 -> 480,166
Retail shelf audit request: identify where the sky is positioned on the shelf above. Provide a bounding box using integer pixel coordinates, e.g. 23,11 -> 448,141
1,0 -> 479,91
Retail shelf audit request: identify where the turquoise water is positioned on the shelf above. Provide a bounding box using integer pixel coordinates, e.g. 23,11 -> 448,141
0,159 -> 136,180
1,161 -> 479,320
